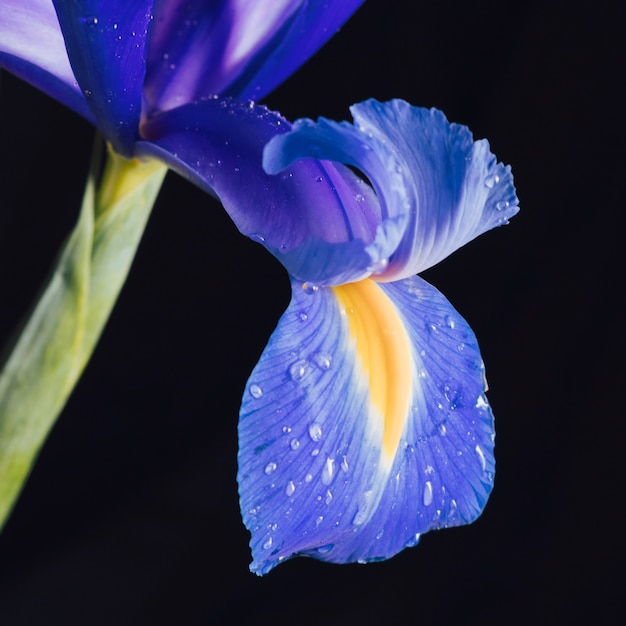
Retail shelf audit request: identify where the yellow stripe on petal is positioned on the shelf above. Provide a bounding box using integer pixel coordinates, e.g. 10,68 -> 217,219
332,279 -> 412,460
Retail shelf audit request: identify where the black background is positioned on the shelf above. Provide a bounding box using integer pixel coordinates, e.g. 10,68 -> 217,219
0,0 -> 624,624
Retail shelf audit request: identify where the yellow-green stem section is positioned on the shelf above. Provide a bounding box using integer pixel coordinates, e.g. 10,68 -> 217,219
0,141 -> 167,531
331,279 -> 412,459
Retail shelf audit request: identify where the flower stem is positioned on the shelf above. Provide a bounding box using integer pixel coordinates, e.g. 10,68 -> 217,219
0,137 -> 167,531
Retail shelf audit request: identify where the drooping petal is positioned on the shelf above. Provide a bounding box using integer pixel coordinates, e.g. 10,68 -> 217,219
0,0 -> 93,122
52,0 -> 153,155
238,274 -> 494,574
265,99 -> 520,282
145,0 -> 365,112
138,98 -> 386,285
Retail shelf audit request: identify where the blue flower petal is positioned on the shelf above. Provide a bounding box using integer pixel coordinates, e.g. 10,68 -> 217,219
145,0 -> 365,112
265,99 -> 520,281
238,274 -> 494,574
138,98 -> 387,285
52,0 -> 153,155
0,0 -> 94,123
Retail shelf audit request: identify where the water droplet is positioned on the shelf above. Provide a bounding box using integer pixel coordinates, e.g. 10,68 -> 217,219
439,424 -> 447,436
302,282 -> 319,292
340,456 -> 349,473
285,481 -> 296,497
353,490 -> 373,525
290,438 -> 300,450
321,457 -> 335,485
355,193 -> 365,202
406,533 -> 421,547
305,473 -> 313,483
484,173 -> 500,189
445,314 -> 456,329
425,465 -> 434,475
308,423 -> 323,442
289,359 -> 309,381
263,537 -> 273,550
250,232 -> 265,243
249,384 -> 263,398
315,176 -> 324,183
475,444 -> 487,471
313,352 -> 332,370
325,489 -> 333,504
316,515 -> 324,526
496,200 -> 510,211
315,544 -> 333,554
299,311 -> 308,321
264,462 -> 277,475
311,448 -> 320,457
475,395 -> 489,409
282,426 -> 291,434
423,481 -> 433,506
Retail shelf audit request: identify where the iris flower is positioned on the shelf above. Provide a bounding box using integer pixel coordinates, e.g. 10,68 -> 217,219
1,0 -> 363,155
0,1 -> 519,575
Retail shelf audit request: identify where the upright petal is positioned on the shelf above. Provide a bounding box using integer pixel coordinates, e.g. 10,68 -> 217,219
265,99 -> 520,282
138,98 -> 385,285
0,0 -> 93,122
145,0 -> 365,112
238,274 -> 494,574
52,0 -> 153,155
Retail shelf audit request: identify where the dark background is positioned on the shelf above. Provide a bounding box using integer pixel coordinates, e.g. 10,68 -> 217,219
0,0 -> 624,624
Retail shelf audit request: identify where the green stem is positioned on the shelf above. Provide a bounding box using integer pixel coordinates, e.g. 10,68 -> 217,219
0,138 -> 167,531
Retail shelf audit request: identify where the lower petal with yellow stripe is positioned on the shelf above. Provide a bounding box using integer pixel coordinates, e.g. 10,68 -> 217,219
238,274 -> 494,575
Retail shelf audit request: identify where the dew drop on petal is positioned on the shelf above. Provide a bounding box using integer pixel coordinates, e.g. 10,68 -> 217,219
476,394 -> 489,409
289,359 -> 309,381
321,457 -> 335,485
423,481 -> 433,506
285,481 -> 296,497
308,423 -> 323,442
313,352 -> 332,370
475,444 -> 487,471
249,384 -> 263,398
264,462 -> 277,475
263,537 -> 273,550
290,438 -> 300,451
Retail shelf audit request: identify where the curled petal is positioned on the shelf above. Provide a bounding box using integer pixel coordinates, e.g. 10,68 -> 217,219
265,99 -> 520,281
238,274 -> 494,574
145,0 -> 365,112
52,0 -> 153,155
0,0 -> 93,122
138,98 -> 385,285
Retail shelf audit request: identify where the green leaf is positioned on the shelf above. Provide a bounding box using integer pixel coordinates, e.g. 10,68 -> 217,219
0,140 -> 167,530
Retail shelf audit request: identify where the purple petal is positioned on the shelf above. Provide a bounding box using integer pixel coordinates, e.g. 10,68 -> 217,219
138,98 -> 384,285
0,0 -> 93,122
265,99 -> 520,282
52,0 -> 153,155
145,0 -> 365,112
238,275 -> 494,574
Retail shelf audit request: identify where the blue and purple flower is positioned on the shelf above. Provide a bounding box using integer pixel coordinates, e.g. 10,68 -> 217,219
1,0 -> 518,574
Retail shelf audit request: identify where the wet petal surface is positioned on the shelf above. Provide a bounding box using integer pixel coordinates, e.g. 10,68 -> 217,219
238,274 -> 494,574
265,99 -> 520,282
52,0 -> 153,154
138,98 -> 383,285
145,0 -> 365,111
0,0 -> 93,122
